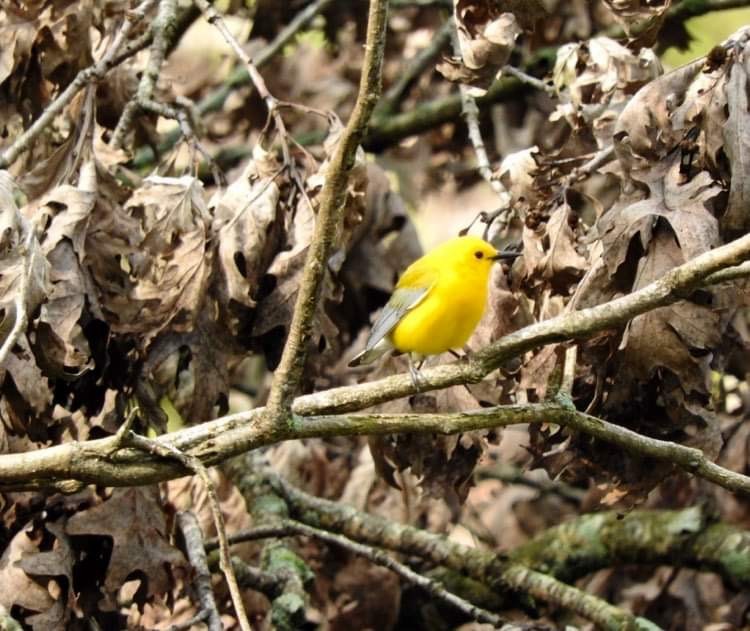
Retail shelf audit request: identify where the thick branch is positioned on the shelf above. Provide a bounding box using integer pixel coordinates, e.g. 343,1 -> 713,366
262,470 -> 659,631
365,75 -> 525,151
265,0 -> 389,417
511,506 -> 750,587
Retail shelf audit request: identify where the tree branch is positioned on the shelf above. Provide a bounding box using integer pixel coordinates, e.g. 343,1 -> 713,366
511,506 -> 750,587
264,0 -> 389,419
110,0 -> 179,148
283,519 -> 507,627
262,470 -> 659,630
176,511 -> 223,631
0,233 -> 749,491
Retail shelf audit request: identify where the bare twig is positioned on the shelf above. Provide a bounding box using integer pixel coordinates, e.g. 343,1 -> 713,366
0,230 -> 35,367
572,145 -> 616,180
132,0 -> 334,168
195,0 -> 293,164
502,65 -> 553,94
224,455 -> 312,630
285,519 -> 506,626
122,433 -> 252,631
263,0 -> 389,419
111,0 -> 179,148
476,463 -> 585,503
221,557 -> 283,596
176,511 -> 223,631
0,0 -> 158,168
451,29 -> 510,210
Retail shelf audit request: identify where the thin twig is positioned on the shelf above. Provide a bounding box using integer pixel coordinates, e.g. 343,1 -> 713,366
502,64 -> 553,94
263,0 -> 390,419
451,27 -> 513,232
0,0 -> 158,168
195,0 -> 292,164
475,463 -> 585,503
0,230 -> 36,367
111,0 -> 179,148
573,145 -> 616,180
123,433 -> 252,631
176,512 -> 223,631
286,519 -> 506,627
225,557 -> 286,596
132,0 -> 334,168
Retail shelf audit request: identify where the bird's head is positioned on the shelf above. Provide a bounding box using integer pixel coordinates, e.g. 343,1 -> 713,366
442,235 -> 501,276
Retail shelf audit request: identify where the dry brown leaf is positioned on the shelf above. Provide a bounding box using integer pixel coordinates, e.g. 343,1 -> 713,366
551,37 -> 661,146
211,146 -> 284,326
66,486 -> 187,610
598,156 -> 720,277
617,226 -> 720,395
722,43 -> 750,235
495,146 -> 539,207
0,521 -> 73,630
602,0 -> 672,44
438,0 -> 545,90
88,175 -> 212,343
522,203 -> 587,287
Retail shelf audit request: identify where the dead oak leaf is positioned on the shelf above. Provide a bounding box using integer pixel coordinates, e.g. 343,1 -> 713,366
598,156 -> 720,276
211,147 -> 283,323
66,487 -> 186,610
438,2 -> 522,91
0,521 -> 72,631
522,203 -> 587,288
723,43 -> 750,235
88,175 -> 212,342
619,226 -> 720,395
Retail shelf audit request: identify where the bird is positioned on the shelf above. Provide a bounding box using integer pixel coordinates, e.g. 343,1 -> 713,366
348,235 -> 519,386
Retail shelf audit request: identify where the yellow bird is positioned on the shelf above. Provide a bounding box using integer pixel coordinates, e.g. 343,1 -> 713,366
349,235 -> 519,385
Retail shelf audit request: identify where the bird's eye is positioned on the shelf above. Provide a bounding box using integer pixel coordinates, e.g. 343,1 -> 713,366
474,251 -> 484,259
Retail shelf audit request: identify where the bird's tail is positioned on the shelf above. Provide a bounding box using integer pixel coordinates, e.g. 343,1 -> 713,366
348,338 -> 393,367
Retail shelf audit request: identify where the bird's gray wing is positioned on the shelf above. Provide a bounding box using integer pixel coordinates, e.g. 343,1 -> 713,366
364,284 -> 431,351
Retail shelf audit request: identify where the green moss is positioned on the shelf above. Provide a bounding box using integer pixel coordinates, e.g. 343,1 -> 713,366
252,493 -> 289,519
270,592 -> 306,631
264,544 -> 314,584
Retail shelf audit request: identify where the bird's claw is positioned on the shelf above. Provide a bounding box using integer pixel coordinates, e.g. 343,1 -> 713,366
408,361 -> 425,391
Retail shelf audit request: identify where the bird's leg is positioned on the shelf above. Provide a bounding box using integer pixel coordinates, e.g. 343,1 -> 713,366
449,348 -> 473,363
408,354 -> 426,391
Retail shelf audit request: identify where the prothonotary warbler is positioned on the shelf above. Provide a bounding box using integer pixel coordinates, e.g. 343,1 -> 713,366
349,235 -> 519,386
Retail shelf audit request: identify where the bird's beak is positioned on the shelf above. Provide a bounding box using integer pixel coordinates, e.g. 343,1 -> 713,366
490,250 -> 521,261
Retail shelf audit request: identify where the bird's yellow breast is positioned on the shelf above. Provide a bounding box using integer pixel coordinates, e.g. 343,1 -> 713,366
389,269 -> 489,356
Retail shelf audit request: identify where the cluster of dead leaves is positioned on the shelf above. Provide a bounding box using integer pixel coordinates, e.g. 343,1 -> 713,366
0,2 -> 426,626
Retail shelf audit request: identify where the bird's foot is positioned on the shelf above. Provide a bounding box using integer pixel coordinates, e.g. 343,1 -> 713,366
408,355 -> 426,391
